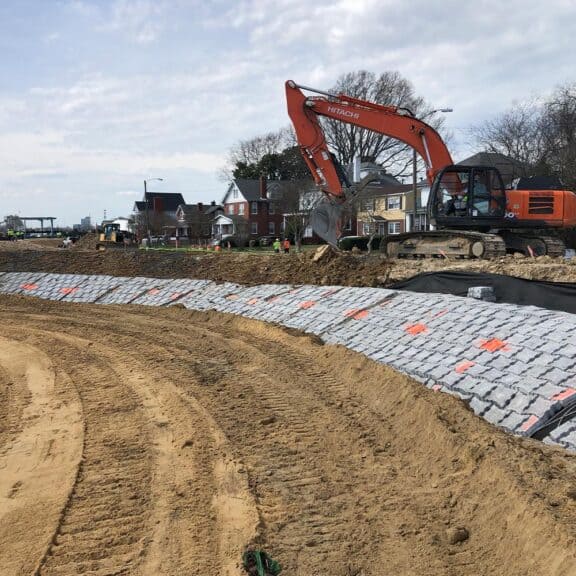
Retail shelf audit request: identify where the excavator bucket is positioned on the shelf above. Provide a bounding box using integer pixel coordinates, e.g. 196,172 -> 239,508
310,198 -> 345,247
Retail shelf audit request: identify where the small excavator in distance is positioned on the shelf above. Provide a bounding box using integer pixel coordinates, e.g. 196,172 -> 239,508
285,80 -> 576,258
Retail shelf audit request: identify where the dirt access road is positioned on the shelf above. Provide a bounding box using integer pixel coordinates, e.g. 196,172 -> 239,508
1,295 -> 576,576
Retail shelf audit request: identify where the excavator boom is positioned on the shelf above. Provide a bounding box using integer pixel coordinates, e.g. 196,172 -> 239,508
286,81 -> 453,191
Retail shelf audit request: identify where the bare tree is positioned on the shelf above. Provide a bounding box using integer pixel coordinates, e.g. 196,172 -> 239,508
233,218 -> 250,247
541,83 -> 576,189
471,82 -> 576,190
219,127 -> 295,181
277,180 -> 318,251
471,99 -> 545,171
321,71 -> 448,180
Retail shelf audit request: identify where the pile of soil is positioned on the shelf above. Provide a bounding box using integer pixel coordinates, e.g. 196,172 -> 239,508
1,296 -> 575,575
1,245 -> 576,287
69,232 -> 99,250
0,239 -> 59,251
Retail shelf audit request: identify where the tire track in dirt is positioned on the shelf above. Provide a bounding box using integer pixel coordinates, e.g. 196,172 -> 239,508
39,309 -> 469,575
53,330 -> 259,576
0,329 -> 154,576
4,322 -> 258,576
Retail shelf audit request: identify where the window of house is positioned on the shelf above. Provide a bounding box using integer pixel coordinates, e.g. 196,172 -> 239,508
362,223 -> 371,235
387,196 -> 401,210
269,202 -> 275,215
251,222 -> 258,235
251,202 -> 258,215
344,218 -> 352,231
268,222 -> 275,235
377,223 -> 386,235
388,221 -> 401,235
232,189 -> 238,199
238,203 -> 245,215
362,199 -> 374,211
226,204 -> 234,215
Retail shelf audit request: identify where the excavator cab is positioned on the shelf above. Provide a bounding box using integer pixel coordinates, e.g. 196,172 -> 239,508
430,165 -> 507,230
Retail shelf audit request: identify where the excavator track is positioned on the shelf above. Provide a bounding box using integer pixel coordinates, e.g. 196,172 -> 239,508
539,235 -> 566,257
380,230 -> 507,259
499,232 -> 566,257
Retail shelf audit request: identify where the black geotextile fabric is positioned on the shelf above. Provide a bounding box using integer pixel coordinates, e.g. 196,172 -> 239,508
391,271 -> 576,315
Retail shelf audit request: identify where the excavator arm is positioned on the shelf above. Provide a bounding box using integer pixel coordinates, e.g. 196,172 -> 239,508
285,80 -> 454,245
285,80 -> 454,197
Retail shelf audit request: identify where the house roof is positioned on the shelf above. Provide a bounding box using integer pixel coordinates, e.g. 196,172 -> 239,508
177,204 -> 223,217
224,179 -> 315,204
204,204 -> 223,215
457,152 -> 528,184
213,214 -> 246,225
144,192 -> 185,211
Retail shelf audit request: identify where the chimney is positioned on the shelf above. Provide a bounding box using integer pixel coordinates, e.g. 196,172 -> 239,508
211,200 -> 216,206
259,175 -> 267,199
198,202 -> 204,212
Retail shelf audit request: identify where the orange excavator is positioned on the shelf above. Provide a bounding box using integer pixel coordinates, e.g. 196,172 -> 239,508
286,80 -> 576,257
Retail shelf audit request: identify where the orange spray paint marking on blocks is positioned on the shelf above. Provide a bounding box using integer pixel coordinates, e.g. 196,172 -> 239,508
521,415 -> 539,432
21,284 -> 38,291
247,298 -> 259,305
479,338 -> 510,353
59,287 -> 77,295
299,300 -> 316,309
551,388 -> 576,402
345,309 -> 369,320
405,323 -> 428,335
148,288 -> 160,295
455,360 -> 475,374
226,294 -> 239,300
170,292 -> 182,300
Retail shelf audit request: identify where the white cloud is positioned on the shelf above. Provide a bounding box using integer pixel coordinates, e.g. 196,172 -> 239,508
103,0 -> 165,44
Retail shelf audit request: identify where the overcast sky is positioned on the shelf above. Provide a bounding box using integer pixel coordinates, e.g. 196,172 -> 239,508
1,0 -> 574,226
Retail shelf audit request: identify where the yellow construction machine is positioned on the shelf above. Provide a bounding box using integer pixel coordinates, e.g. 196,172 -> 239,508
96,223 -> 137,251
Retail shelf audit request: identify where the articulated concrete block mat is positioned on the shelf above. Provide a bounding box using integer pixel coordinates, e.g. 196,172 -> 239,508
0,271 -> 575,452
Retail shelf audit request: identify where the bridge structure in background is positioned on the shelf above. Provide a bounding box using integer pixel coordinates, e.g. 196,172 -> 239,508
20,217 -> 57,236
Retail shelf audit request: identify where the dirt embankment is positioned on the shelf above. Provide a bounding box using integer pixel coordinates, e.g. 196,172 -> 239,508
1,247 -> 576,286
0,296 -> 575,575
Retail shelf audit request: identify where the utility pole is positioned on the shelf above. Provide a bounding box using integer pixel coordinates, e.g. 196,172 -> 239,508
143,178 -> 164,245
412,108 -> 453,232
412,149 -> 418,232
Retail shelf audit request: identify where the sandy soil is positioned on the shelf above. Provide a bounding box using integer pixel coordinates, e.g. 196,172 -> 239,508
0,295 -> 575,575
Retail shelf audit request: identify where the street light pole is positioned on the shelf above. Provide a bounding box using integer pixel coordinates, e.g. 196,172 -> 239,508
143,177 -> 164,244
411,108 -> 452,232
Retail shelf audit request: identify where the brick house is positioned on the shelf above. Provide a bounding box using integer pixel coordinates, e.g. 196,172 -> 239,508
213,177 -> 286,242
